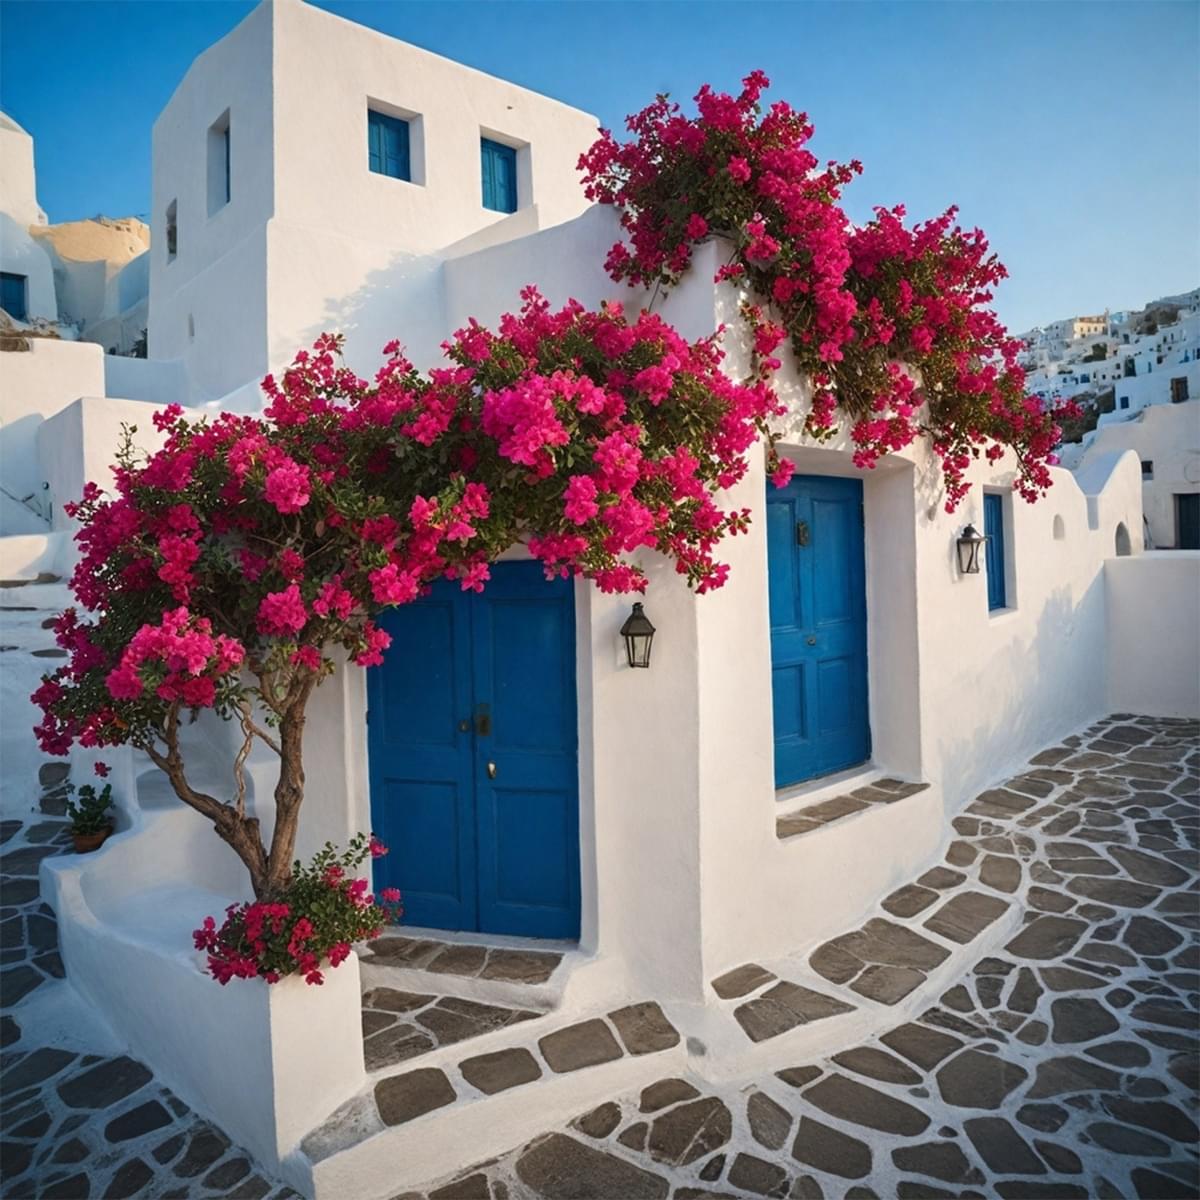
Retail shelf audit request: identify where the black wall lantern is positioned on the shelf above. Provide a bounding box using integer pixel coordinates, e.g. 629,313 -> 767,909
620,602 -> 655,669
956,524 -> 988,575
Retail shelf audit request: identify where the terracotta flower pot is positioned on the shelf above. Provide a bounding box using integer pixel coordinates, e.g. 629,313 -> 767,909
72,826 -> 113,854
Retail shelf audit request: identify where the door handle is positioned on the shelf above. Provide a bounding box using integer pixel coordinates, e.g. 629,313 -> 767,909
796,520 -> 810,547
487,761 -> 497,779
807,636 -> 817,646
458,719 -> 471,733
474,704 -> 491,737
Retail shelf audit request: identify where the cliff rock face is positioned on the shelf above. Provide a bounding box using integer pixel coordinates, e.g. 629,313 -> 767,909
30,217 -> 150,351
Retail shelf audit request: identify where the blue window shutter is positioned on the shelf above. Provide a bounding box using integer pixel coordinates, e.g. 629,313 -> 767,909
481,138 -> 517,213
368,111 -> 383,174
0,273 -> 27,322
368,110 -> 411,181
223,126 -> 231,204
984,493 -> 1006,611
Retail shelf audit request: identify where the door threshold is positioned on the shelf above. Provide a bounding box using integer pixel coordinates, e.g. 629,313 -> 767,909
774,762 -> 879,809
373,925 -> 579,955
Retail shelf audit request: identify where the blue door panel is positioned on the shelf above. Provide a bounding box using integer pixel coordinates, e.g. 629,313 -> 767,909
368,562 -> 579,939
984,493 -> 1006,611
767,475 -> 869,786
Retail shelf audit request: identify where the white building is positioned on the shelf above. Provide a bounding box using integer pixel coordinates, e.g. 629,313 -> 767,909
1,3 -> 1196,1197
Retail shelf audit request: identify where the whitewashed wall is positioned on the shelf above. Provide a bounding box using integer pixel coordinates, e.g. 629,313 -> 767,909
0,114 -> 44,228
0,213 -> 57,323
0,339 -> 104,531
1107,551 -> 1200,716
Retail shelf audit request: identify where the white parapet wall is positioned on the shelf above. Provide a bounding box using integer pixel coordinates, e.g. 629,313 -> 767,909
0,339 -> 105,532
1106,550 -> 1200,717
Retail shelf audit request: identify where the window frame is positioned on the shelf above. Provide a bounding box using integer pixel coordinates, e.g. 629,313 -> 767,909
480,137 -> 518,214
367,108 -> 412,182
983,492 -> 1009,613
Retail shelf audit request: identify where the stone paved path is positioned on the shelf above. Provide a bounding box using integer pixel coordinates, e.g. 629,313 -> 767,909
1,809 -> 300,1200
1,582 -> 300,1200
405,714 -> 1200,1200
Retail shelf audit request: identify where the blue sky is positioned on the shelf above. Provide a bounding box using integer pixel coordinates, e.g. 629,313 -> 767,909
1,0 -> 1197,333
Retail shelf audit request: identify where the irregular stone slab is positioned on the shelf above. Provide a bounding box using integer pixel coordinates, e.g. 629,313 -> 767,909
57,1057 -> 153,1109
173,1129 -> 230,1177
804,1073 -> 929,1136
945,840 -> 977,867
1016,1102 -> 1069,1133
426,943 -> 488,976
810,942 -> 861,985
1123,916 -> 1184,956
804,795 -> 870,825
362,987 -> 434,1013
646,1096 -> 732,1166
618,1121 -> 647,1151
1008,967 -> 1042,1014
916,867 -> 966,890
1005,916 -> 1088,960
746,1090 -> 791,1150
882,885 -> 939,919
1026,1055 -> 1120,1098
1085,1120 -> 1170,1157
430,1175 -> 489,1200
831,1046 -> 921,1086
539,1019 -> 623,1073
3,1047 -> 75,1091
1040,966 -> 1105,991
416,996 -> 538,1046
880,1023 -> 963,1070
38,762 -> 70,787
640,1077 -> 699,1112
791,1116 -> 871,1179
979,855 -> 1021,893
831,919 -> 951,972
574,1102 -> 621,1139
711,963 -> 775,999
375,1067 -> 456,1126
849,964 -> 924,1005
923,892 -> 1010,944
104,1099 -> 172,1142
891,1140 -> 980,1184
458,1047 -> 541,1095
1086,1039 -> 1150,1067
1050,997 -> 1120,1044
734,982 -> 854,1042
1065,876 -> 1160,908
480,949 -> 561,984
727,1151 -> 788,1196
609,1002 -> 680,1055
963,1116 -> 1046,1175
363,1023 -> 435,1070
1101,1096 -> 1199,1143
516,1133 -> 668,1199
935,1049 -> 1028,1109
968,788 -> 1037,817
775,1065 -> 822,1088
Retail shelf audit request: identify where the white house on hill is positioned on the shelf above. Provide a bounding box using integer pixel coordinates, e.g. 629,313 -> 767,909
1,2 -> 1196,1196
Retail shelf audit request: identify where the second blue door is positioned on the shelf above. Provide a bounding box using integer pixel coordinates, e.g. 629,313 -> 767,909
367,562 -> 580,939
767,475 -> 870,787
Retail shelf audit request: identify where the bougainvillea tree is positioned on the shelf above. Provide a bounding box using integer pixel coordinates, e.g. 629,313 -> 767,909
34,290 -> 780,907
578,71 -> 1079,509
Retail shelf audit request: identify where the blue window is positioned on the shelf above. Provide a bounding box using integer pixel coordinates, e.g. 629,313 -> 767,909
1119,396 -> 1129,409
222,126 -> 231,204
368,110 -> 411,181
481,138 -> 517,213
984,493 -> 1007,612
1,272 -> 27,321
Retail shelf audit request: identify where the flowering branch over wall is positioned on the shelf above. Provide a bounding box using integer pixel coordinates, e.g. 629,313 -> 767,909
578,71 -> 1080,509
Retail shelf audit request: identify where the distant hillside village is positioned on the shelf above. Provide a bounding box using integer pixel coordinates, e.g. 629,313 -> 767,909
1017,289 -> 1200,549
0,113 -> 148,356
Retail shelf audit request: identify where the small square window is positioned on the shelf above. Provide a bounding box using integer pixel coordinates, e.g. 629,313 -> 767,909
368,109 -> 411,181
481,137 -> 517,213
0,272 -> 28,322
1119,396 -> 1129,409
1141,460 -> 1154,480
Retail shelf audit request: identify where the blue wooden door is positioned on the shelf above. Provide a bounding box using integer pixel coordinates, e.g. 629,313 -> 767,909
983,493 -> 1007,610
767,475 -> 870,787
368,562 -> 580,939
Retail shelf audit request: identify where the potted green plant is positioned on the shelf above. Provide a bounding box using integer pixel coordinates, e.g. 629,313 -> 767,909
66,782 -> 115,853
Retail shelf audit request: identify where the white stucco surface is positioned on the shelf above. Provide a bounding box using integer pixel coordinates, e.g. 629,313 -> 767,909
0,339 -> 105,531
0,213 -> 58,323
1106,550 -> 1200,716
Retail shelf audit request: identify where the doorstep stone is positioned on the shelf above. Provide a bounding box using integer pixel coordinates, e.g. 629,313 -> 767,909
609,1002 -> 680,1055
458,1047 -> 541,1095
539,1019 -> 623,1073
375,1067 -> 457,1126
733,982 -> 854,1043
